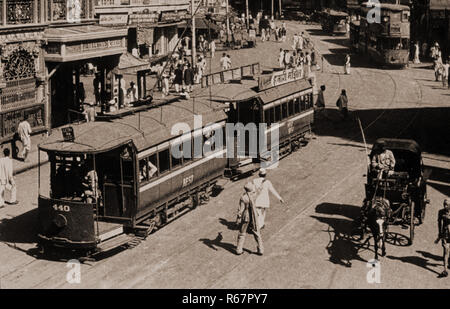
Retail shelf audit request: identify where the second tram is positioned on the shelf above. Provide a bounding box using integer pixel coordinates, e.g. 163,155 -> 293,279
351,3 -> 411,67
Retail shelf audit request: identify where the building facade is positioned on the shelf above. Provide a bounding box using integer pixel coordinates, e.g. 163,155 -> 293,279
95,0 -> 190,60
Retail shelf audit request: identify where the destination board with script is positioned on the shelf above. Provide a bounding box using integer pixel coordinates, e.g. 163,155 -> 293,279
258,68 -> 304,91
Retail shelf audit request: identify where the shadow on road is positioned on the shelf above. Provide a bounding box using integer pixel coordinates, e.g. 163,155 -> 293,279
311,202 -> 370,267
0,208 -> 38,244
219,218 -> 239,231
199,232 -> 250,255
314,107 -> 450,157
386,255 -> 441,275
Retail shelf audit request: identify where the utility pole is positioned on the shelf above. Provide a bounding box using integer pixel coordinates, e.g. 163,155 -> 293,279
191,0 -> 196,67
278,0 -> 282,19
226,0 -> 230,44
271,0 -> 274,20
245,0 -> 249,30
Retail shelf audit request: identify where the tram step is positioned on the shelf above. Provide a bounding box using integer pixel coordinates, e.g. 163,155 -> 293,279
97,233 -> 134,253
98,226 -> 124,242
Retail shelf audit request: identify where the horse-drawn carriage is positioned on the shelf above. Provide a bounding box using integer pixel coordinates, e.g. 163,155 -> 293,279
359,139 -> 429,257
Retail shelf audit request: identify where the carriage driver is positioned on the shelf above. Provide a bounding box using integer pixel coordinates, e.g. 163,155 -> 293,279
435,198 -> 450,278
371,142 -> 396,178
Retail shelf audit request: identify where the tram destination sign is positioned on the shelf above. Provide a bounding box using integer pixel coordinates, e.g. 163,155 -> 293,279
61,127 -> 75,142
258,67 -> 303,91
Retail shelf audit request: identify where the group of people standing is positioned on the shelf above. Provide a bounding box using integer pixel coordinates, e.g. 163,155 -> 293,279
429,42 -> 449,88
261,19 -> 287,42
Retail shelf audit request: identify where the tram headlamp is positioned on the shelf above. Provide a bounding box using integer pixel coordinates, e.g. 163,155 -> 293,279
383,16 -> 389,22
54,214 -> 67,228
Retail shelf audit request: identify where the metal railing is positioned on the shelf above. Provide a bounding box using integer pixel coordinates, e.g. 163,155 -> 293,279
200,62 -> 260,88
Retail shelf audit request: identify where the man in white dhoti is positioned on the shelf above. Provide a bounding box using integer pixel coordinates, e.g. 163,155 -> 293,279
0,148 -> 18,207
253,168 -> 285,230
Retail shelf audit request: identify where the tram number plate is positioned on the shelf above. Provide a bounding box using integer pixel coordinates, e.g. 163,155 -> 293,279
53,204 -> 71,212
287,121 -> 294,134
182,175 -> 194,188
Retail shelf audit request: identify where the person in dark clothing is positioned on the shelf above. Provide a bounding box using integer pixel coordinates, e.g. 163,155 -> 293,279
183,63 -> 194,93
336,89 -> 348,120
173,64 -> 183,93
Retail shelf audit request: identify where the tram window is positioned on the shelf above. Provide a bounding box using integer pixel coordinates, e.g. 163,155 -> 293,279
183,139 -> 193,163
282,102 -> 288,120
270,107 -> 275,124
139,158 -> 148,182
148,154 -> 158,178
171,144 -> 183,169
274,105 -> 281,122
294,98 -> 300,114
402,12 -> 409,22
264,109 -> 272,126
300,96 -> 306,111
288,100 -> 294,116
158,148 -> 170,174
203,131 -> 215,155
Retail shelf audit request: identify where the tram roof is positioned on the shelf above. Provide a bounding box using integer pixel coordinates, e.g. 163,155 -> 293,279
259,79 -> 312,104
372,138 -> 421,155
361,2 -> 410,11
321,10 -> 349,17
197,81 -> 259,102
39,97 -> 227,154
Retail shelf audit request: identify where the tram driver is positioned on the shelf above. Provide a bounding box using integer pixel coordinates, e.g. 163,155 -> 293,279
371,142 -> 396,179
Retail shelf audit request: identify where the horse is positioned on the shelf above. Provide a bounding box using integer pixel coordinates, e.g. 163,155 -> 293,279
361,196 -> 391,260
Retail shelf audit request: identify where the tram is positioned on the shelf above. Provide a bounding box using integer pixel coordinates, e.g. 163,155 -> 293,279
36,64 -> 314,255
320,10 -> 349,35
352,3 -> 411,67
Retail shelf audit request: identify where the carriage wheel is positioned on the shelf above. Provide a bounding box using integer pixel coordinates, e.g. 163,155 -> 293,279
409,201 -> 415,245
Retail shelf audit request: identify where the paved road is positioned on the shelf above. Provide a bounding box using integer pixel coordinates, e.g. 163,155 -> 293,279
1,21 -> 449,289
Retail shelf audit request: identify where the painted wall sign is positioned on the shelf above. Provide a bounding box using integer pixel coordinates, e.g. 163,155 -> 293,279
99,14 -> 129,25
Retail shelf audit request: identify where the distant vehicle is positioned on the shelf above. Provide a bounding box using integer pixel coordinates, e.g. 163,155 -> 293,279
319,10 -> 348,35
351,2 -> 411,67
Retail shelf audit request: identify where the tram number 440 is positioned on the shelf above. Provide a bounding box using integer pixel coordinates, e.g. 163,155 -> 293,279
53,204 -> 71,212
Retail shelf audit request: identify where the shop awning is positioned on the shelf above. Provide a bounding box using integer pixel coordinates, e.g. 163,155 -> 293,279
429,0 -> 450,10
179,18 -> 221,31
113,53 -> 150,75
45,25 -> 127,62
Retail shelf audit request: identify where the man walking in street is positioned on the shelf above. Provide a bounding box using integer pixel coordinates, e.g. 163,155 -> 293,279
235,182 -> 263,255
315,85 -> 326,118
253,168 -> 285,230
0,148 -> 18,207
220,53 -> 228,70
344,54 -> 351,74
336,89 -> 349,120
17,116 -> 32,162
435,199 -> 450,278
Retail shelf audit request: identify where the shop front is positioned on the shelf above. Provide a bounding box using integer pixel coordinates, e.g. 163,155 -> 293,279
44,25 -> 127,127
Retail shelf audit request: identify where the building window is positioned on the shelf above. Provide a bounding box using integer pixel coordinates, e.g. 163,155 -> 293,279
3,48 -> 36,81
7,0 -> 34,24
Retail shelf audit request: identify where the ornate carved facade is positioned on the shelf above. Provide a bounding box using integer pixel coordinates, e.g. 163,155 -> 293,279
0,27 -> 46,140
